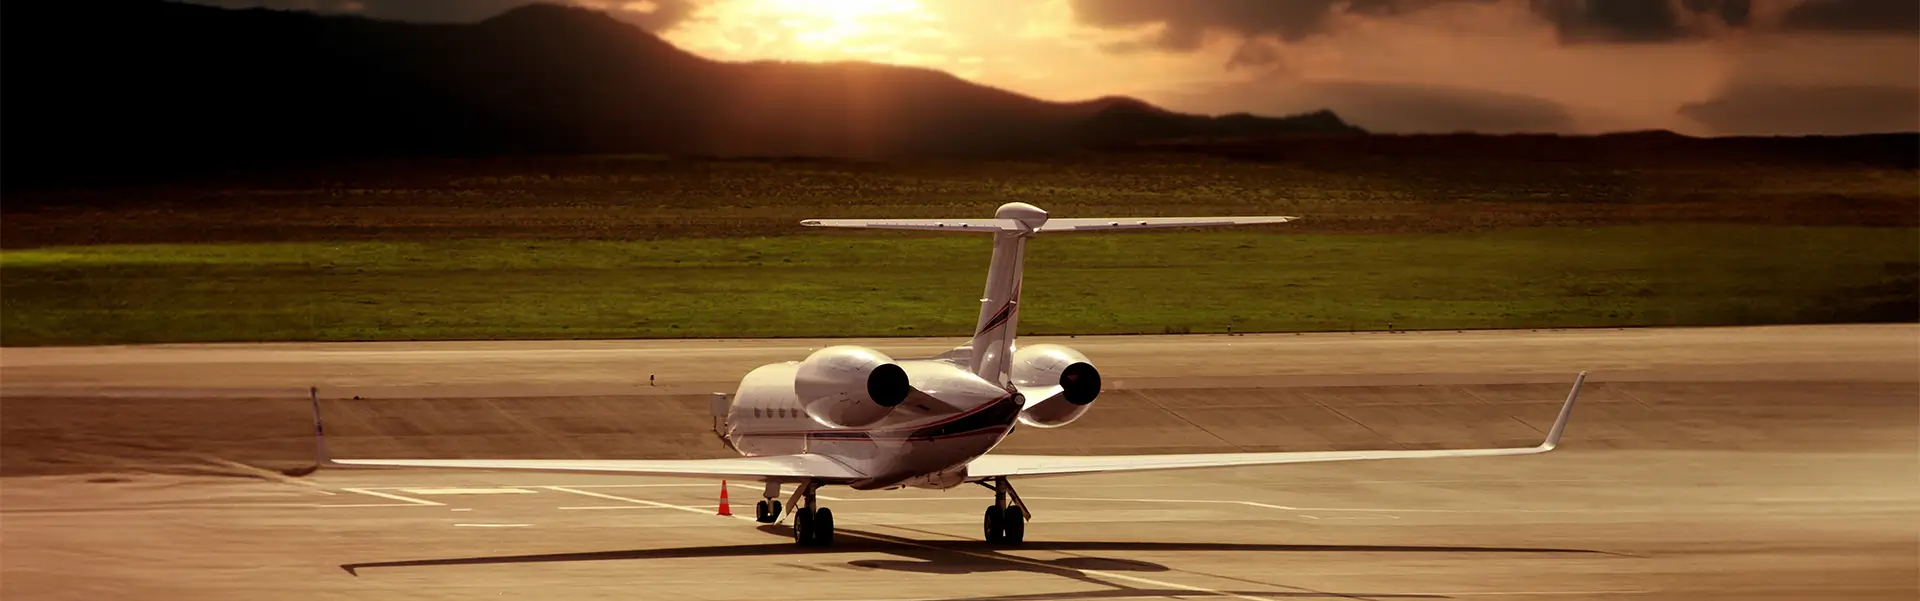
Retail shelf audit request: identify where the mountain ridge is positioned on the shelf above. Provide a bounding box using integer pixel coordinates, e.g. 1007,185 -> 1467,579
1,0 -> 1362,188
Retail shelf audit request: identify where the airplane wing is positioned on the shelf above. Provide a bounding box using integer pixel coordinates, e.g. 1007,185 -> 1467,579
325,456 -> 864,481
799,216 -> 1296,233
1036,216 -> 1296,232
968,372 -> 1584,480
305,392 -> 863,482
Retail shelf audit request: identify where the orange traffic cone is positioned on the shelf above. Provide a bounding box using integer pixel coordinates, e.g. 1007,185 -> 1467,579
717,480 -> 732,516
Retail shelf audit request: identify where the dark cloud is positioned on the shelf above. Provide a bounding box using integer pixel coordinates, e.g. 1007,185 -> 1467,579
1780,0 -> 1919,33
1069,0 -> 1490,52
1225,39 -> 1285,71
184,0 -> 697,32
1071,0 -> 1785,50
1525,0 -> 1749,43
1679,84 -> 1920,134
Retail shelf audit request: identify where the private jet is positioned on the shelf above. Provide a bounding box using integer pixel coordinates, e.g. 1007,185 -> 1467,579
311,202 -> 1585,547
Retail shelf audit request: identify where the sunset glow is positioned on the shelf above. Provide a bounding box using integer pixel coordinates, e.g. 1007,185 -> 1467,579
668,0 -> 944,65
184,0 -> 1920,136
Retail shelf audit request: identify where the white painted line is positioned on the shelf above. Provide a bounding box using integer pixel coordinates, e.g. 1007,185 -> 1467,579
1429,591 -> 1654,597
451,508 -> 474,512
558,483 -> 732,489
1313,515 -> 1402,521
453,523 -> 532,528
542,486 -> 719,517
340,488 -> 444,506
399,488 -> 537,495
558,506 -> 678,511
317,503 -> 425,508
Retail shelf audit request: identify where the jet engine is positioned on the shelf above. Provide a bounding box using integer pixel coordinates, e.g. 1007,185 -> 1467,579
1011,343 -> 1101,428
794,345 -> 911,428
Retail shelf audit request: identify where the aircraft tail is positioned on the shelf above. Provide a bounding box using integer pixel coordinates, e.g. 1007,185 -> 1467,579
802,203 -> 1296,384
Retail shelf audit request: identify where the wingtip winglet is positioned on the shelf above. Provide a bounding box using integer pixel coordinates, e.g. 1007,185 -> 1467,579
310,386 -> 332,468
1538,371 -> 1586,451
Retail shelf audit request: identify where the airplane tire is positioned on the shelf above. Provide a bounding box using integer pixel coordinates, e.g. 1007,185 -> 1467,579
983,506 -> 1004,543
770,500 -> 783,519
793,507 -> 814,545
1002,506 -> 1025,544
755,500 -> 772,523
813,508 -> 835,546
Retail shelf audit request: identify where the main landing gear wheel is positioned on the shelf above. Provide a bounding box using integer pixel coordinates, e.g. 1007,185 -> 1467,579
793,507 -> 835,546
1001,505 -> 1025,544
812,507 -> 835,546
984,505 -> 1025,544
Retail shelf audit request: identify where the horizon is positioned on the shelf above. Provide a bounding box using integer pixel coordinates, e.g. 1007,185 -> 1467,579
181,0 -> 1920,137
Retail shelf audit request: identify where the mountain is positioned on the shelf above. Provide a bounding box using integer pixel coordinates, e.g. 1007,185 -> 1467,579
1,0 -> 1362,188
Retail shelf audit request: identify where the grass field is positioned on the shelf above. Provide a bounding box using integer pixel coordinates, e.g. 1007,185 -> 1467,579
3,153 -> 1914,345
3,225 -> 1913,345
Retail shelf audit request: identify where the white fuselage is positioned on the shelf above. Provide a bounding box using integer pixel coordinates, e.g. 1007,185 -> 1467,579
726,355 -> 1021,491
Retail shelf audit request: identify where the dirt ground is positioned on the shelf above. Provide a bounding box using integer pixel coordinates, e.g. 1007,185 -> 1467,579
2,325 -> 1915,600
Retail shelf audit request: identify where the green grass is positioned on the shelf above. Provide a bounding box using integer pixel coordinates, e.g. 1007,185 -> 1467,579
3,225 -> 1913,346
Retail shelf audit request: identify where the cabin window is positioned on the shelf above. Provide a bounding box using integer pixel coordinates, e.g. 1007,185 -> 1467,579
753,408 -> 762,418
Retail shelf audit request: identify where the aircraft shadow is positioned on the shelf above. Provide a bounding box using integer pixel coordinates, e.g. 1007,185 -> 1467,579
341,523 -> 1615,589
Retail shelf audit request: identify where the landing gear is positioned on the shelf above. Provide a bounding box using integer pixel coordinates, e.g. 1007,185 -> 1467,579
791,483 -> 834,546
753,499 -> 783,523
978,477 -> 1027,545
757,482 -> 784,524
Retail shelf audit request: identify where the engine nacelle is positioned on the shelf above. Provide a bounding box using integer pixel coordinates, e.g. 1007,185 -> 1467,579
1012,343 -> 1101,428
794,345 -> 910,428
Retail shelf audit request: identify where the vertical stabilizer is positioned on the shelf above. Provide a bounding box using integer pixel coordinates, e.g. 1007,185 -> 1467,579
967,203 -> 1047,383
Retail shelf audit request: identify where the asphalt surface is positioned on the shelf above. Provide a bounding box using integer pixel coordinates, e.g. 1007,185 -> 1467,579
2,325 -> 1915,600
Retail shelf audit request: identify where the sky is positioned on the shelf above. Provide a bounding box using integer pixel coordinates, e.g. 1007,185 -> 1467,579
191,0 -> 1919,135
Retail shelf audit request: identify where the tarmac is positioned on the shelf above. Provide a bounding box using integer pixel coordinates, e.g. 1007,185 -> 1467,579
2,324 -> 1915,600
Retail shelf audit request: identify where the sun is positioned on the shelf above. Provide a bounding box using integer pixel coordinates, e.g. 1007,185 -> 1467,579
754,0 -> 930,48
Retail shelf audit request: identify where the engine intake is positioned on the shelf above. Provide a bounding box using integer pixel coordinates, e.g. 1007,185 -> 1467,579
795,345 -> 910,428
1012,344 -> 1101,428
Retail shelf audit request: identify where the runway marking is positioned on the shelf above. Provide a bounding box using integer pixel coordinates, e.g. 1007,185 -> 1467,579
542,486 -> 718,516
399,487 -> 537,495
557,505 -> 680,510
450,508 -> 474,512
557,483 -> 729,489
1424,591 -> 1653,597
322,488 -> 444,507
452,523 -> 532,528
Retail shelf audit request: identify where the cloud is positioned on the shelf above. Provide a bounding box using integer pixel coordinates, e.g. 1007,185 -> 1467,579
1780,0 -> 1919,33
1068,0 -> 1490,51
1528,0 -> 1750,43
1680,84 -> 1920,134
1068,0 -> 1918,50
184,0 -> 699,31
